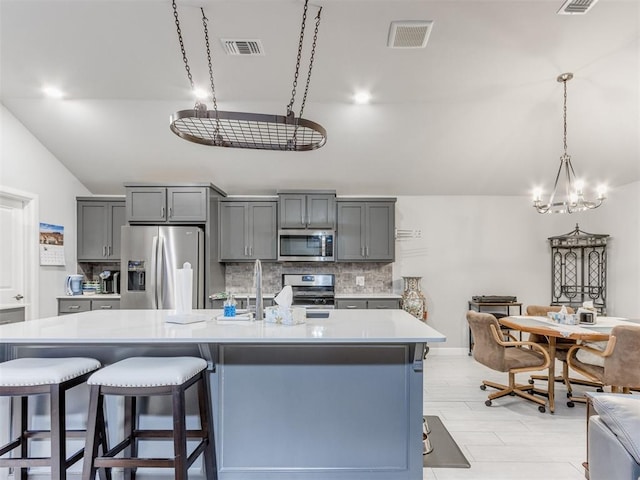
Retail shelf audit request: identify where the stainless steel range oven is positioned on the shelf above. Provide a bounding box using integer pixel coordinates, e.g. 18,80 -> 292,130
282,274 -> 335,309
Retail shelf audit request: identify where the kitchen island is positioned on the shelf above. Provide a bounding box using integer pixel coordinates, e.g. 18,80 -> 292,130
0,309 -> 445,480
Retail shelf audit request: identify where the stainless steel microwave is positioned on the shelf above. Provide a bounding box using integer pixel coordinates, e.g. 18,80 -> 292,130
278,230 -> 335,262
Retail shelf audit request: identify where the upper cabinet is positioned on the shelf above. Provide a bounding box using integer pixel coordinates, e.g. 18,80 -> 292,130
125,185 -> 219,223
336,199 -> 396,262
278,192 -> 336,229
219,200 -> 277,262
77,197 -> 126,261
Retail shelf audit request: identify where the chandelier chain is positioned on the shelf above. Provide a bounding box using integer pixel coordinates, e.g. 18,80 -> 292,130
287,0 -> 309,116
172,0 -> 194,91
562,77 -> 568,155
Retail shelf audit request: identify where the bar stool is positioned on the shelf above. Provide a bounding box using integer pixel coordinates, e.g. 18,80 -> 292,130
0,357 -> 102,480
82,356 -> 217,480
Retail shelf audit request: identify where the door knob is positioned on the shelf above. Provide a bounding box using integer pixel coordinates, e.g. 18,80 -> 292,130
13,294 -> 24,300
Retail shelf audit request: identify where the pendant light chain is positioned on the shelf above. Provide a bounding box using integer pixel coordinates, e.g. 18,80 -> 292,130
287,0 -> 314,118
298,8 -> 322,120
172,0 -> 194,91
201,9 -> 219,115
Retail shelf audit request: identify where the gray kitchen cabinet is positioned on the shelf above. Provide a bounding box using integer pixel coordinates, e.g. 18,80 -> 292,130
278,192 -> 336,229
58,297 -> 120,315
0,307 -> 25,325
336,298 -> 400,309
336,199 -> 396,262
219,200 -> 277,261
367,299 -> 401,309
126,186 -> 208,223
77,198 -> 126,261
335,299 -> 368,310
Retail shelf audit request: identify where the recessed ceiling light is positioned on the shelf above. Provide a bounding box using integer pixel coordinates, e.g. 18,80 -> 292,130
42,86 -> 64,99
354,91 -> 371,105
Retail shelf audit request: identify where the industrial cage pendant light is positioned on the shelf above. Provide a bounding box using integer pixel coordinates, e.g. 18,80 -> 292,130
169,0 -> 326,151
533,73 -> 606,214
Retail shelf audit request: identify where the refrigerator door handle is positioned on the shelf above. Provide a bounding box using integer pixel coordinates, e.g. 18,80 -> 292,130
156,235 -> 165,308
150,235 -> 158,309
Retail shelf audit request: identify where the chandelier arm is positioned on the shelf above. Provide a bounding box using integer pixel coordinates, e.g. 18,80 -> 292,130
547,160 -> 564,208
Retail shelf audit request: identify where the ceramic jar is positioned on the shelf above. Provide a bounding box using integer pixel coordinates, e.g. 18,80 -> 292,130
401,276 -> 426,320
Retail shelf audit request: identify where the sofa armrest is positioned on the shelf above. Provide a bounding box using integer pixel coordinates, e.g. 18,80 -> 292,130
587,393 -> 640,465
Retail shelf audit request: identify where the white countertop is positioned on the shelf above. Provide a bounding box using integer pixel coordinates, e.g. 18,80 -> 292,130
0,309 -> 445,345
0,304 -> 25,311
57,294 -> 121,300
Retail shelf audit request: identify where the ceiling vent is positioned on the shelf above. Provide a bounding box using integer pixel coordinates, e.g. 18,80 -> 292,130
221,39 -> 264,56
557,0 -> 599,15
387,21 -> 434,49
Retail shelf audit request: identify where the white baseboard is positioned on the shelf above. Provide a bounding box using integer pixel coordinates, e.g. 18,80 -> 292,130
425,347 -> 468,356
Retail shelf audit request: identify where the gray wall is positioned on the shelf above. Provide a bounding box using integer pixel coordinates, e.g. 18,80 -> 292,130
393,186 -> 640,350
1,104 -> 91,318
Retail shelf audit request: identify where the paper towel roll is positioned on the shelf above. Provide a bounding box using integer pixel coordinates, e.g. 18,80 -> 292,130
174,262 -> 193,314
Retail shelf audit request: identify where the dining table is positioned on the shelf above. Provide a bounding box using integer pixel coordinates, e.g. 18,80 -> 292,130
499,315 -> 634,413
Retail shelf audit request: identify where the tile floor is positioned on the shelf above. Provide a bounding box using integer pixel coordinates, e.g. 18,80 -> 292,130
423,353 -> 594,480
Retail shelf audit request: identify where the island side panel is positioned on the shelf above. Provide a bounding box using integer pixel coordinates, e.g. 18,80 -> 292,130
211,343 -> 424,480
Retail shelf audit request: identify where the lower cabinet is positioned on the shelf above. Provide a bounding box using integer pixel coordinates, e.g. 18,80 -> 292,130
336,298 -> 400,310
0,307 -> 25,325
58,298 -> 120,315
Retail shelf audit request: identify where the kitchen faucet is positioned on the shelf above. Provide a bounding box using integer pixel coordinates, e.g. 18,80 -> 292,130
253,259 -> 264,320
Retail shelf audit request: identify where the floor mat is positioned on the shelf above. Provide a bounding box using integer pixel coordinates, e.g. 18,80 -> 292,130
423,415 -> 471,468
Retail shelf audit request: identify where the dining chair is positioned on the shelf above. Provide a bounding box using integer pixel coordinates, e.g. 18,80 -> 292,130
466,311 -> 550,412
526,305 -> 603,398
566,324 -> 640,406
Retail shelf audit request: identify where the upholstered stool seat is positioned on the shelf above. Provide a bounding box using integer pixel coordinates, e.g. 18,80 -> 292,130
82,356 -> 217,480
0,357 -> 101,479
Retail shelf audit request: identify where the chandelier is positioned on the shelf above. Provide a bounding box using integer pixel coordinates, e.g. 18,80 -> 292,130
169,0 -> 326,151
533,73 -> 606,214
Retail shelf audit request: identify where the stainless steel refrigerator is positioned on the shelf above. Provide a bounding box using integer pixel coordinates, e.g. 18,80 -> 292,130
120,225 -> 204,309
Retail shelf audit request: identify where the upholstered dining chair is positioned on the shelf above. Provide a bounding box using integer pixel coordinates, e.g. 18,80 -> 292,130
566,324 -> 640,406
466,311 -> 550,413
526,305 -> 603,399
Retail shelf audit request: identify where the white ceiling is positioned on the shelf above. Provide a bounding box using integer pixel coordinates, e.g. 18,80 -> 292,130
1,0 -> 638,197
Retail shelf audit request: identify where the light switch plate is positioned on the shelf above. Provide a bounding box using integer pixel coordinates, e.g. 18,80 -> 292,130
356,276 -> 365,286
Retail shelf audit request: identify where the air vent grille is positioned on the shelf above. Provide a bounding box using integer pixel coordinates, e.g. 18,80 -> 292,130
387,21 -> 434,49
557,0 -> 599,15
221,39 -> 264,56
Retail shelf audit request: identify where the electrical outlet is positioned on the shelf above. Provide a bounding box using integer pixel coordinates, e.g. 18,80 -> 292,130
356,276 -> 365,287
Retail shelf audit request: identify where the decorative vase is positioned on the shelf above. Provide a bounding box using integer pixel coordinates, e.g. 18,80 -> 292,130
401,276 -> 426,320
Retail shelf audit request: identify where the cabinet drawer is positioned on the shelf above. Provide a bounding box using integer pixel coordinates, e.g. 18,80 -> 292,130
92,300 -> 120,311
367,299 -> 400,310
336,299 -> 368,309
58,299 -> 91,314
0,308 -> 25,325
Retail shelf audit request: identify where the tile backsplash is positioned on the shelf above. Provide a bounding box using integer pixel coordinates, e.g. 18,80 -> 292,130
223,262 -> 393,296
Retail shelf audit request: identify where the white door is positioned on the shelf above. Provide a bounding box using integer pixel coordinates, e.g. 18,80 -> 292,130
0,187 -> 38,320
0,195 -> 25,307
